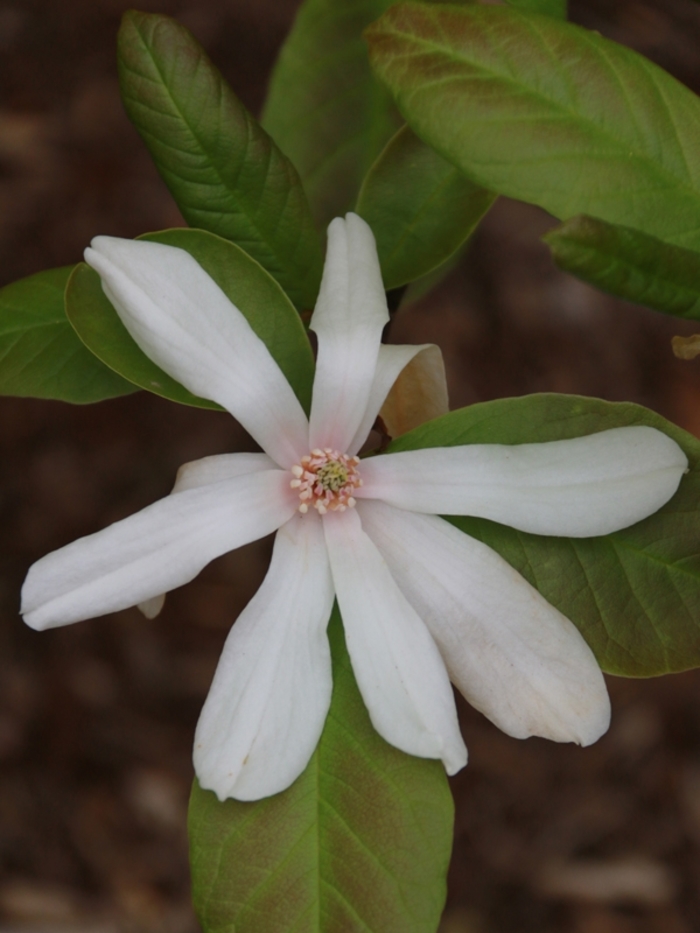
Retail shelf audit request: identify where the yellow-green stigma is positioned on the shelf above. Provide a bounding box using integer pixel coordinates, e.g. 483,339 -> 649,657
290,448 -> 363,514
316,460 -> 349,492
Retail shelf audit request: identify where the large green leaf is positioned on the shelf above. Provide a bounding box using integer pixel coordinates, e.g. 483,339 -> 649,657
366,4 -> 700,250
189,608 -> 453,933
262,0 -> 405,228
66,229 -> 315,413
118,11 -> 323,310
0,267 -> 136,404
505,0 -> 566,18
388,394 -> 700,677
544,215 -> 700,320
356,125 -> 495,289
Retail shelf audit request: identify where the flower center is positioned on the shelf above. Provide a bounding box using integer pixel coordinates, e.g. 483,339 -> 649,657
290,448 -> 362,515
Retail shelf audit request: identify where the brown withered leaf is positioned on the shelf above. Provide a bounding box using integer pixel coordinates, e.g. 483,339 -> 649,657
672,334 -> 700,359
380,345 -> 449,438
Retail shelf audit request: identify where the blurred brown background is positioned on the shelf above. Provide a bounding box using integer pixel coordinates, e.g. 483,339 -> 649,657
2,1 -> 700,931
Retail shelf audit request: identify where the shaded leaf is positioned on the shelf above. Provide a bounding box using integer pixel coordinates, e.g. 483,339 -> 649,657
0,266 -> 136,404
542,214 -> 700,318
66,229 -> 315,413
118,11 -> 323,309
366,4 -> 700,250
544,215 -> 700,319
262,0 -> 404,228
356,125 -> 495,289
505,0 -> 566,18
189,608 -> 453,933
388,394 -> 700,677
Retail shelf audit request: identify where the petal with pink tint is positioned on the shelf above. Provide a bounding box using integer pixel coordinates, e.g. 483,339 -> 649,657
309,214 -> 389,452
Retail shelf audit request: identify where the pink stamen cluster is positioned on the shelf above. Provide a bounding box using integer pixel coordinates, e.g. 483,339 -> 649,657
290,449 -> 362,515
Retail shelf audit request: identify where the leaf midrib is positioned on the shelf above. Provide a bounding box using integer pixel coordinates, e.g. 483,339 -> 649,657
123,26 -> 289,271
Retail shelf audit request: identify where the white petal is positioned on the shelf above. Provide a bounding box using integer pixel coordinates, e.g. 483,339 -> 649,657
134,453 -> 279,619
309,214 -> 389,452
137,594 -> 166,619
172,452 -> 277,493
21,469 -> 296,630
359,501 -> 610,745
85,237 -> 309,468
357,427 -> 688,537
348,343 -> 446,454
194,513 -> 334,801
323,508 -> 466,774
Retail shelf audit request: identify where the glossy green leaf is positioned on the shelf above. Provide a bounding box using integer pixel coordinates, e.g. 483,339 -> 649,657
356,125 -> 495,289
262,0 -> 405,228
388,394 -> 700,677
118,11 -> 323,309
505,0 -> 566,18
366,4 -> 700,250
189,608 -> 453,933
0,266 -> 136,404
66,229 -> 315,413
544,215 -> 700,319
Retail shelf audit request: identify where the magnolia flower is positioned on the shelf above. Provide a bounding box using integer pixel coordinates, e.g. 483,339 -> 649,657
21,214 -> 687,802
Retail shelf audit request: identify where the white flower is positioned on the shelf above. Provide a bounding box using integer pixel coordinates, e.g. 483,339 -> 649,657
21,214 -> 687,802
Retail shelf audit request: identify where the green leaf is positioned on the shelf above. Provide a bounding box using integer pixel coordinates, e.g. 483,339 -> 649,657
262,0 -> 405,229
505,0 -> 566,18
356,125 -> 496,289
117,11 -> 323,310
366,4 -> 700,250
0,266 -> 136,404
400,240 -> 469,308
189,608 -> 453,933
544,215 -> 700,320
66,229 -> 315,413
388,394 -> 700,677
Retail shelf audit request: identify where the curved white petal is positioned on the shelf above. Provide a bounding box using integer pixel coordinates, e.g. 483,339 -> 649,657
135,453 -> 279,619
21,469 -> 296,631
194,513 -> 334,801
323,508 -> 466,774
357,427 -> 687,537
348,343 -> 446,454
173,452 -> 277,493
309,214 -> 389,452
359,501 -> 610,745
85,237 -> 309,468
137,593 -> 166,619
